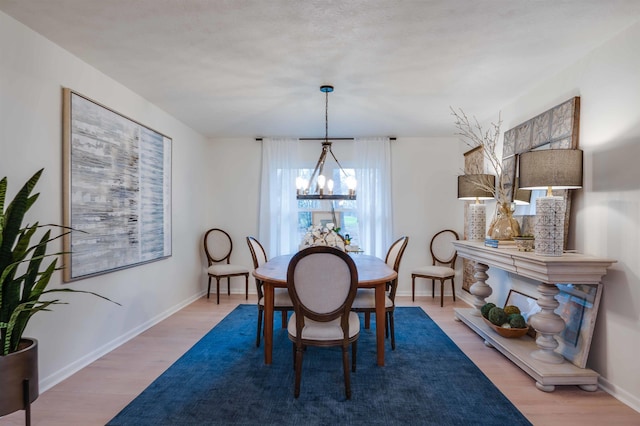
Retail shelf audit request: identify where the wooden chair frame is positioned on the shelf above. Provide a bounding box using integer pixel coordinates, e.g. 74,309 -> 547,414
411,229 -> 459,307
246,236 -> 292,347
352,236 -> 408,350
204,228 -> 249,304
286,246 -> 360,399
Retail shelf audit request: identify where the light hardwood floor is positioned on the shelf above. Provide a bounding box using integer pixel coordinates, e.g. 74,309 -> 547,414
1,294 -> 639,425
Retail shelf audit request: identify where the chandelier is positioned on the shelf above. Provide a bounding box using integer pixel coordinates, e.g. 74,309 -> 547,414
295,85 -> 357,200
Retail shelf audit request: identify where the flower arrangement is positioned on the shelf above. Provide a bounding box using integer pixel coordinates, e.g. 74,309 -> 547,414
299,223 -> 346,251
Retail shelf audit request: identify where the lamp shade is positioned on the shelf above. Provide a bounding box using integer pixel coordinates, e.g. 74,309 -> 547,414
519,149 -> 583,190
457,174 -> 495,200
513,177 -> 531,205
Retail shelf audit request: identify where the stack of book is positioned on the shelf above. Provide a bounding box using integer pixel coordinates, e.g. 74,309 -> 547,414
484,238 -> 517,248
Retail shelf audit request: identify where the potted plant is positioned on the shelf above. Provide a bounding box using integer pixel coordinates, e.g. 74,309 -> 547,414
0,169 -> 118,421
513,234 -> 535,252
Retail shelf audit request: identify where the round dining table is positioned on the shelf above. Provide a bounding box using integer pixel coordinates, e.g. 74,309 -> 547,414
254,253 -> 397,366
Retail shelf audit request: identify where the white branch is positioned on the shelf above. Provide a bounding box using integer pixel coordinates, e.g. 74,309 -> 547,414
451,107 -> 509,204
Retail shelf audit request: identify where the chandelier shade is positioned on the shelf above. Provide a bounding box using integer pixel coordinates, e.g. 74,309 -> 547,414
296,86 -> 356,200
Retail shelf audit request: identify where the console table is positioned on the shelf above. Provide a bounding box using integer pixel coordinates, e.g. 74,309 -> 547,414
452,240 -> 615,392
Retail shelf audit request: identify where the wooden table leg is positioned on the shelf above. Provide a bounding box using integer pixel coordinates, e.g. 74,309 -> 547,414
375,283 -> 385,366
264,282 -> 274,364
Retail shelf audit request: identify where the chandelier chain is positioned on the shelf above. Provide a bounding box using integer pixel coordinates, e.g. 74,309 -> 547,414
325,89 -> 329,141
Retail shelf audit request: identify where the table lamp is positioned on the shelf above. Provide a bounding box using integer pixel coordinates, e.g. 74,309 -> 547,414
458,174 -> 495,241
519,149 -> 583,256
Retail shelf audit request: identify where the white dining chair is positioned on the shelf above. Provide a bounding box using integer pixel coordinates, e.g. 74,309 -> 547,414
286,246 -> 360,399
411,229 -> 459,306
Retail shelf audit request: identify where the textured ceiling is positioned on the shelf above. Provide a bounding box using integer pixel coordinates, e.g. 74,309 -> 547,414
2,0 -> 640,138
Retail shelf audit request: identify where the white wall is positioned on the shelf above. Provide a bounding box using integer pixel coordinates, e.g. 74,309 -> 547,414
484,22 -> 640,410
0,12 -> 211,390
391,137 -> 466,294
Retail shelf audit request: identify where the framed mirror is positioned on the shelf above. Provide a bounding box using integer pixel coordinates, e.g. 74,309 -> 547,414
502,97 -> 580,247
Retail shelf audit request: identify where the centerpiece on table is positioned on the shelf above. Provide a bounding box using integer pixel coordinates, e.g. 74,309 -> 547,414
299,223 -> 346,251
451,108 -> 521,240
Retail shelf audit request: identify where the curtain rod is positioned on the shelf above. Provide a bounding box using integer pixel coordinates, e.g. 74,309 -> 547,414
255,137 -> 396,141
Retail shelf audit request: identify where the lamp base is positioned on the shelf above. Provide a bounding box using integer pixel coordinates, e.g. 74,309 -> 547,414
534,196 -> 565,256
468,203 -> 486,242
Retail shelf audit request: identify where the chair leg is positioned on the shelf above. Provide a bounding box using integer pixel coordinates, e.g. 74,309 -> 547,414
432,279 -> 435,299
342,345 -> 351,400
411,275 -> 416,301
440,279 -> 445,307
227,277 -> 231,295
352,340 -> 357,372
389,311 -> 396,350
292,343 -> 296,369
281,311 -> 287,328
207,276 -> 212,299
216,278 -> 221,304
256,309 -> 263,347
294,345 -> 303,398
451,278 -> 456,302
364,312 -> 371,329
245,274 -> 249,300
384,312 -> 389,338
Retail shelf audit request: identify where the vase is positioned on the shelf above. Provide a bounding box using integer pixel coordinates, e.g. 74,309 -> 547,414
0,338 -> 39,420
488,202 -> 520,240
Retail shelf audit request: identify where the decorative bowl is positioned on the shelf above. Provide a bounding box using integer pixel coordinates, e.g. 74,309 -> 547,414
512,237 -> 535,252
482,317 -> 529,338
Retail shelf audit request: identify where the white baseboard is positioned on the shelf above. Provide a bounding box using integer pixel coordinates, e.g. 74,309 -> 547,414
598,373 -> 640,413
39,291 -> 206,393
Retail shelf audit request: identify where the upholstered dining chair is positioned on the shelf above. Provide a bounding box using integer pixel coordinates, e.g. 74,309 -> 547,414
203,228 -> 249,304
286,246 -> 360,399
246,236 -> 293,347
411,229 -> 459,307
351,236 -> 408,350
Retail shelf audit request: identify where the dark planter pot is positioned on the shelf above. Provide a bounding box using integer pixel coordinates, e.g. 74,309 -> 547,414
0,338 -> 39,418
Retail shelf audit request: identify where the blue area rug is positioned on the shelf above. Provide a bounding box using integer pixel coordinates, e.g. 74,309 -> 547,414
108,305 -> 531,425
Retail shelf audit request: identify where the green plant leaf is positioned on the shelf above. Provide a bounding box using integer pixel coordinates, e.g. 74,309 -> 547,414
1,169 -> 120,355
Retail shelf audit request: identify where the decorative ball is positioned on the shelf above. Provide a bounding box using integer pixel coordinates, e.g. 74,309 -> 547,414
481,303 -> 496,319
504,305 -> 521,316
508,313 -> 527,329
488,307 -> 508,326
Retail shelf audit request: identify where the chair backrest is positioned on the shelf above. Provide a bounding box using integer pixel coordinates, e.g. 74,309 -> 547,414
246,236 -> 267,298
430,229 -> 459,267
287,246 -> 358,325
246,236 -> 268,269
385,236 -> 409,273
385,236 -> 409,301
204,228 -> 233,266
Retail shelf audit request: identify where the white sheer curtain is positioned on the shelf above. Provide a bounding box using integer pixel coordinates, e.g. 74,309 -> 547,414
258,138 -> 300,257
355,137 -> 393,258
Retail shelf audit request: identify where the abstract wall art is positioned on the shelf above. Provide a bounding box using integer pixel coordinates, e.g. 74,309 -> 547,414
62,89 -> 172,281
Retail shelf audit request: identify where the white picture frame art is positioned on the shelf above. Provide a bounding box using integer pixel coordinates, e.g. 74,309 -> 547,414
505,283 -> 602,368
311,211 -> 341,229
62,88 -> 172,281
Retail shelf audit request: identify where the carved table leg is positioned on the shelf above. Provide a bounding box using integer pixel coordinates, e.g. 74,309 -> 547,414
529,282 -> 566,364
469,262 -> 492,316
